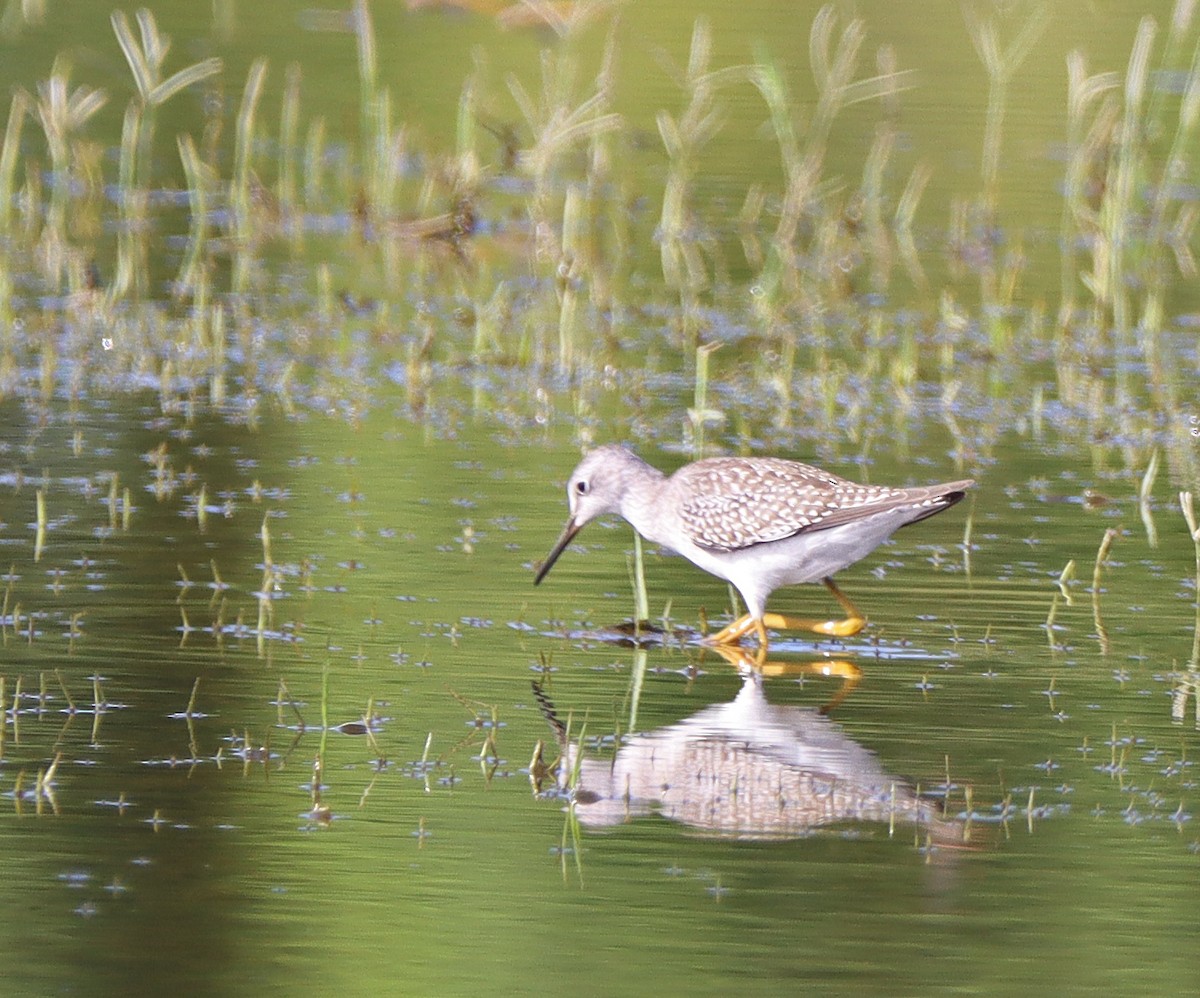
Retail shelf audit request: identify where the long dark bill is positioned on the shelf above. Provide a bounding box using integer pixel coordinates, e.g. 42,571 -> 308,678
533,518 -> 583,585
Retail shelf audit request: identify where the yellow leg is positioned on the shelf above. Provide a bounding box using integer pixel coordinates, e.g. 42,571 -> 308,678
704,643 -> 863,713
705,578 -> 867,648
760,578 -> 866,639
704,613 -> 758,646
760,658 -> 862,714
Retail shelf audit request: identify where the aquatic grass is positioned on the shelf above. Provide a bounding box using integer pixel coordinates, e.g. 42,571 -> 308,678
560,792 -> 584,884
277,62 -> 303,227
1105,16 -> 1156,346
182,676 -> 201,719
470,280 -> 514,362
1142,20 -> 1200,325
757,8 -> 915,225
543,709 -> 588,883
178,602 -> 196,643
352,0 -> 378,152
1091,527 -> 1118,655
1138,449 -> 1160,547
419,731 -> 434,792
256,513 -> 278,657
8,676 -> 20,741
687,340 -> 722,459
366,87 -> 405,234
506,24 -> 622,275
455,51 -> 483,188
260,513 -> 274,570
1059,51 -> 1117,327
498,0 -> 622,37
276,677 -> 306,730
54,669 -> 76,714
0,2 -> 1191,501
194,484 -> 209,532
528,737 -> 550,794
319,662 -> 330,761
627,532 -> 649,627
176,562 -> 191,604
26,66 -> 107,244
963,3 -> 1049,213
1180,491 -> 1200,670
69,612 -> 85,652
231,58 -> 269,298
744,6 -> 918,399
175,133 -> 214,300
556,183 -> 584,368
109,97 -> 145,299
1045,559 -> 1077,648
447,689 -> 505,782
1151,1 -> 1200,125
360,697 -> 382,758
961,3 -> 1047,343
959,504 -> 974,577
302,116 -> 328,210
208,304 -> 227,406
307,753 -> 331,824
626,647 -> 647,733
0,0 -> 45,41
110,8 -> 222,191
34,753 -> 60,815
859,112 -> 896,295
106,10 -> 220,304
656,18 -> 745,344
0,90 -> 30,238
508,52 -> 622,189
27,68 -> 108,181
1,569 -> 12,639
34,488 -> 45,562
1057,4 -> 1200,424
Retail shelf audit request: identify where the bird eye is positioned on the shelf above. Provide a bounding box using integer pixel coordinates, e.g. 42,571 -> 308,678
575,479 -> 590,495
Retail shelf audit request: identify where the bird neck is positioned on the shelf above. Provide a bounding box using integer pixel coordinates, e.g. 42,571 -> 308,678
617,464 -> 668,544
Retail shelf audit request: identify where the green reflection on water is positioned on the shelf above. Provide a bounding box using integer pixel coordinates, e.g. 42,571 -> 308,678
0,400 -> 1196,996
0,0 -> 1198,995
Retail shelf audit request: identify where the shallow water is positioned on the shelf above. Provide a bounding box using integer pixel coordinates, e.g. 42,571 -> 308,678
2,0 -> 1199,995
2,395 -> 1198,995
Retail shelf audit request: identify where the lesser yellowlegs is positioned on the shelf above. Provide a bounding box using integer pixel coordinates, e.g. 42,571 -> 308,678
531,676 -> 963,843
534,445 -> 973,648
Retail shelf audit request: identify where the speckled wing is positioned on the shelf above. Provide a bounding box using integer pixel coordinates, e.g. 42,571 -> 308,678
674,458 -> 970,553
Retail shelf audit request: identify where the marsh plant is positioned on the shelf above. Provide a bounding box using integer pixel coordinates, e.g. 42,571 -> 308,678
0,2 -> 1193,486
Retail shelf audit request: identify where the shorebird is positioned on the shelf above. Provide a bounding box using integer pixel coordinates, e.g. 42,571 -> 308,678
530,674 -> 963,844
533,445 -> 972,648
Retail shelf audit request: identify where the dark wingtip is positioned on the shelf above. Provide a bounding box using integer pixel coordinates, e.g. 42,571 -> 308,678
898,481 -> 974,529
941,480 -> 975,509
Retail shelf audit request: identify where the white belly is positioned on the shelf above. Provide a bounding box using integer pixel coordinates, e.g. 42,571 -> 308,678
652,508 -> 917,619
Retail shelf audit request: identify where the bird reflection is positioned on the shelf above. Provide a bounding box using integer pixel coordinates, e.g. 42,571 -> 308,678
705,644 -> 863,715
532,658 -> 966,845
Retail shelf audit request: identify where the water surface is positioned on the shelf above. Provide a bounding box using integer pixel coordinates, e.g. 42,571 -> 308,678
1,1 -> 1198,995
